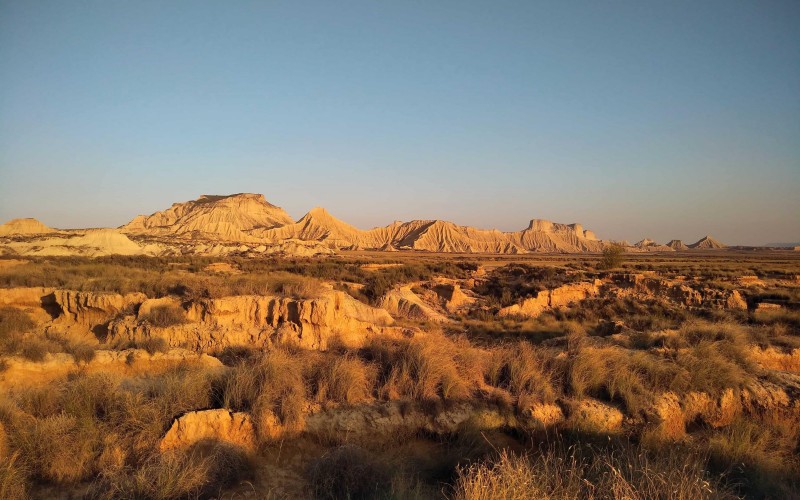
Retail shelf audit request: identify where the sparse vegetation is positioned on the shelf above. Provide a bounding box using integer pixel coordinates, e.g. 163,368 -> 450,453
0,253 -> 798,498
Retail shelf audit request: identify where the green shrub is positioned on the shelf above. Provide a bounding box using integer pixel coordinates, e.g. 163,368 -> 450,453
598,244 -> 625,270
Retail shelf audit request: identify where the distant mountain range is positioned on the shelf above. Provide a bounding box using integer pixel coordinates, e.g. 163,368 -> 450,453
0,193 -> 732,256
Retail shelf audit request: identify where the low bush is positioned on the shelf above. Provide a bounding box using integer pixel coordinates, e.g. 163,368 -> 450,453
87,442 -> 250,500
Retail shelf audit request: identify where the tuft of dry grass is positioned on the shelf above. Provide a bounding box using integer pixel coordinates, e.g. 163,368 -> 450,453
87,441 -> 250,500
0,451 -> 28,499
452,439 -> 729,500
313,354 -> 375,404
486,342 -> 557,405
365,335 -> 475,401
222,348 -> 308,437
139,304 -> 186,328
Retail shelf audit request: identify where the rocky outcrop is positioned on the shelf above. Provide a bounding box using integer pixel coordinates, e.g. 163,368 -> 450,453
498,281 -> 602,318
159,409 -> 256,452
51,290 -> 147,337
0,218 -> 56,236
0,287 -> 57,323
749,347 -> 800,374
666,239 -> 689,251
110,290 -> 399,351
378,287 -> 450,323
614,274 -> 747,310
565,399 -> 624,433
433,283 -> 476,313
0,349 -> 223,391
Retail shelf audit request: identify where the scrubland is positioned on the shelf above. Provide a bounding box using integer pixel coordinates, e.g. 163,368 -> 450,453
0,251 -> 799,499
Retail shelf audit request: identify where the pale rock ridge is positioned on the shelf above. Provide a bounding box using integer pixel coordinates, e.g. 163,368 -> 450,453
122,193 -> 295,242
256,210 -> 604,253
0,218 -> 56,236
3,193 -> 727,255
613,274 -> 747,310
633,238 -> 674,252
689,235 -> 726,249
0,229 -> 155,257
666,239 -> 689,250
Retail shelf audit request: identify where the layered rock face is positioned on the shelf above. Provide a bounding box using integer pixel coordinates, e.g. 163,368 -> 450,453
122,193 -> 295,242
613,274 -> 747,310
378,286 -> 451,323
250,207 -> 605,253
108,290 -> 399,351
498,281 -> 603,318
0,348 -> 223,390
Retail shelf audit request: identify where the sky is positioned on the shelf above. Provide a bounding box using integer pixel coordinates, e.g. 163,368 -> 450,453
0,1 -> 798,246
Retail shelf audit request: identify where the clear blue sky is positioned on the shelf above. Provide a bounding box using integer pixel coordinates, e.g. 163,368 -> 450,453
1,1 -> 798,245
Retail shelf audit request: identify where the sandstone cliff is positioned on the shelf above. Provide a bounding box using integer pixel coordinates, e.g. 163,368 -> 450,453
108,290 -> 402,351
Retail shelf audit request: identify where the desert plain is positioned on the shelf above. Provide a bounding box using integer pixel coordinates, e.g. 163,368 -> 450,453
0,195 -> 798,499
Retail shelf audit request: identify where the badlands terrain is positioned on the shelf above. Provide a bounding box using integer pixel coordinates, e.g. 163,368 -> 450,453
0,193 -> 736,258
0,195 -> 798,499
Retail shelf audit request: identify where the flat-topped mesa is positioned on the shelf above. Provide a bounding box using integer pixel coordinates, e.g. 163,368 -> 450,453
0,218 -> 57,236
121,193 -> 295,241
527,219 -> 555,232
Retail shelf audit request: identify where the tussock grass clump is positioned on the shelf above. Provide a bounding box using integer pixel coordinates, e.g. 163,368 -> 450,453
18,337 -> 61,362
452,439 -> 729,500
222,348 -> 308,433
313,354 -> 375,404
0,452 -> 28,499
565,347 -> 685,414
136,336 -> 171,355
365,335 -> 476,401
705,412 -> 800,498
88,442 -> 251,500
0,307 -> 35,340
14,413 -> 102,483
486,342 -> 557,404
65,341 -> 96,363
